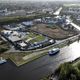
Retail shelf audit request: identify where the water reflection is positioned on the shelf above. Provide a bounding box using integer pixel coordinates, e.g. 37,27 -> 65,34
49,41 -> 80,72
68,41 -> 80,60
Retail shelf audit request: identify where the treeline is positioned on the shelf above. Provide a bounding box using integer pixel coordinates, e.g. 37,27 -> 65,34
0,47 -> 8,53
0,13 -> 55,25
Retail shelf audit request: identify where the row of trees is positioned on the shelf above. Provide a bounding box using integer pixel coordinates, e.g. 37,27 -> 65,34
0,13 -> 54,25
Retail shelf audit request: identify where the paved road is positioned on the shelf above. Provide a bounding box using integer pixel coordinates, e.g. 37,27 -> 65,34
53,7 -> 62,15
0,41 -> 80,80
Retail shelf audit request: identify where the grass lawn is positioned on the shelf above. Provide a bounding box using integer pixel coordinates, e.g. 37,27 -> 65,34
29,34 -> 46,43
24,32 -> 38,40
24,32 -> 46,44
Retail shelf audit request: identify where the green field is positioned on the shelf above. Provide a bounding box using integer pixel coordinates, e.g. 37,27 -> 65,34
29,35 -> 46,43
24,32 -> 46,44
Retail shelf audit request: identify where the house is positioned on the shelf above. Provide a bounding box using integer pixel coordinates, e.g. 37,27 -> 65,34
2,30 -> 26,42
3,23 -> 26,31
0,8 -> 8,16
2,30 -> 12,36
18,41 -> 28,50
22,21 -> 34,27
8,35 -> 21,42
75,15 -> 80,21
34,19 -> 42,23
42,8 -> 53,14
42,17 -> 57,24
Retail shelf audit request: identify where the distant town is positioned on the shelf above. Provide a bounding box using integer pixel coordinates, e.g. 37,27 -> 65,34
0,1 -> 80,80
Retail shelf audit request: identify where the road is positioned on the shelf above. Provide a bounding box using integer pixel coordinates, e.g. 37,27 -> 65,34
53,7 -> 62,16
71,22 -> 80,31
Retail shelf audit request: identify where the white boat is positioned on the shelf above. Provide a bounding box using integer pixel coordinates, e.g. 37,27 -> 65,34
0,57 -> 7,64
48,48 -> 60,56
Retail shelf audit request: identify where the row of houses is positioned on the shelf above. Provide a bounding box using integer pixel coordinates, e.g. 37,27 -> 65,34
3,21 -> 34,31
16,38 -> 55,51
0,8 -> 27,17
62,4 -> 80,21
66,8 -> 80,14
34,16 -> 67,24
1,29 -> 55,51
28,38 -> 54,49
2,30 -> 26,42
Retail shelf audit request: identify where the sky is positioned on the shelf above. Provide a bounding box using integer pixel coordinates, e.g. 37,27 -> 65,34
0,0 -> 79,2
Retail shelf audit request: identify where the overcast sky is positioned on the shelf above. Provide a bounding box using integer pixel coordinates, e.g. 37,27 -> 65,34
0,0 -> 79,2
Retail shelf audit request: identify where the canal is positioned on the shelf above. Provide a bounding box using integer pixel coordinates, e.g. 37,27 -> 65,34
0,41 -> 80,80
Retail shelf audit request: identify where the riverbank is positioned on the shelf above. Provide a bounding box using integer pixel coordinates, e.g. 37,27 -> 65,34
41,57 -> 80,80
1,40 -> 80,80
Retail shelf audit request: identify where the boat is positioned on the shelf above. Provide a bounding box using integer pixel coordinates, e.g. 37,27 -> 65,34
0,57 -> 7,64
48,48 -> 60,56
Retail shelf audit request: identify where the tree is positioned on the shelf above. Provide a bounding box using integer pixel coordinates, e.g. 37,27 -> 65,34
55,62 -> 80,80
77,62 -> 80,70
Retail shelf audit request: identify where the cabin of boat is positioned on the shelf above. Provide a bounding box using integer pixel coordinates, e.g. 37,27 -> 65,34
48,48 -> 60,56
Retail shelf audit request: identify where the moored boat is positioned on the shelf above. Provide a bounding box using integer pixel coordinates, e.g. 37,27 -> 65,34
48,48 -> 60,56
0,57 -> 7,64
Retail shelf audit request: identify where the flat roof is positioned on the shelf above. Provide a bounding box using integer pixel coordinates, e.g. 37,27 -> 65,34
19,42 -> 27,47
8,36 -> 21,42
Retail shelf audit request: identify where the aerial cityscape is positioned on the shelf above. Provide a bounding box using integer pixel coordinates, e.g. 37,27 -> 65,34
0,0 -> 80,80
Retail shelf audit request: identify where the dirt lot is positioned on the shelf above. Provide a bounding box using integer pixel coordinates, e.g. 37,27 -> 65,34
31,24 -> 77,39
